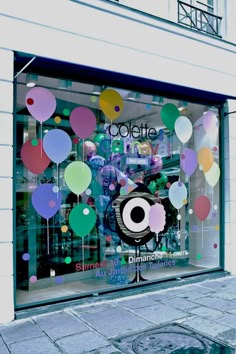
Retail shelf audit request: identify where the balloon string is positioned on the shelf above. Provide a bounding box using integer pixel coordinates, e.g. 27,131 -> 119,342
82,237 -> 84,272
83,139 -> 84,171
202,221 -> 203,248
189,178 -> 191,203
47,218 -> 50,255
212,186 -> 214,211
178,209 -> 180,233
110,119 -> 112,161
57,163 -> 59,198
40,123 -> 43,158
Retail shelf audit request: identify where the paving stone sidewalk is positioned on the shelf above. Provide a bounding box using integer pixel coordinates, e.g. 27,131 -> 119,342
1,275 -> 236,353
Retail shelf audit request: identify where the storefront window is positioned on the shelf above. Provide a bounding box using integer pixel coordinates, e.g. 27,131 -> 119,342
15,72 -> 221,306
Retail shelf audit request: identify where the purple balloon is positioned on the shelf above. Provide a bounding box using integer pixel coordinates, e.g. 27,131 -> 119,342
32,184 -> 62,219
43,129 -> 72,164
70,107 -> 96,139
180,148 -> 197,177
25,87 -> 56,123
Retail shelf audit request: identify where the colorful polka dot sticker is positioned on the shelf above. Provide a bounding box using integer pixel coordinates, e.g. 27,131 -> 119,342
215,224 -> 219,231
31,139 -> 38,146
52,186 -> 59,193
54,116 -> 61,124
55,276 -> 64,284
91,96 -> 97,103
197,254 -> 202,260
85,188 -> 92,196
213,243 -> 218,249
65,256 -> 72,264
83,208 -> 89,215
27,98 -> 34,105
29,275 -> 37,283
189,209 -> 193,215
63,108 -> 70,116
106,235 -> 112,242
61,225 -> 68,233
73,137 -> 79,144
22,253 -> 30,261
146,104 -> 151,110
49,200 -> 56,208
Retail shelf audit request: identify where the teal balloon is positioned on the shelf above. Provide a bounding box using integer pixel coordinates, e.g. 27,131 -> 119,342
89,180 -> 102,197
160,103 -> 180,131
148,181 -> 156,195
69,204 -> 96,237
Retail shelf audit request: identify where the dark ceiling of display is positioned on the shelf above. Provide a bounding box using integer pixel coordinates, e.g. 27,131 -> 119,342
14,52 -> 231,106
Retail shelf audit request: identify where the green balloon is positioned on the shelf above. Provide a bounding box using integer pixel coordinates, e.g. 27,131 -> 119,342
148,180 -> 156,195
156,171 -> 168,190
69,204 -> 97,237
94,133 -> 106,144
64,161 -> 92,195
160,103 -> 180,131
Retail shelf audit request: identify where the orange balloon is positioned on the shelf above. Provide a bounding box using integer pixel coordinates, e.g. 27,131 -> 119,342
197,147 -> 213,172
99,89 -> 124,121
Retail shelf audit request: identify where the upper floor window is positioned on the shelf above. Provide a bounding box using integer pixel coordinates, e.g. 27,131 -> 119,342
178,0 -> 222,37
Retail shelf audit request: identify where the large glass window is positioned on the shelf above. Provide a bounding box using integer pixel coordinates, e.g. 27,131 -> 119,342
15,71 -> 221,307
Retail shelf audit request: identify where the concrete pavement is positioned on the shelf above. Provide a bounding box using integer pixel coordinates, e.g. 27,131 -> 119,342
2,274 -> 236,353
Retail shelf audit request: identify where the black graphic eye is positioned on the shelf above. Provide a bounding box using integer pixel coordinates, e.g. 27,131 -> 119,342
122,197 -> 151,233
113,191 -> 158,246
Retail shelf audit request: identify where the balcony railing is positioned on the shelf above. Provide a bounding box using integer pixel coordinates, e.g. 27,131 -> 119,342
178,1 -> 222,38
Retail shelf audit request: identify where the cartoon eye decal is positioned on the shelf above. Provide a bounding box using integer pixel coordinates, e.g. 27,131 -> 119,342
122,197 -> 151,233
113,191 -> 158,246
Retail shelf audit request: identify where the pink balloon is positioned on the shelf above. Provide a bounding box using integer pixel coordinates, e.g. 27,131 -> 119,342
194,195 -> 211,221
21,139 -> 51,174
202,111 -> 218,135
70,107 -> 96,139
25,87 -> 56,123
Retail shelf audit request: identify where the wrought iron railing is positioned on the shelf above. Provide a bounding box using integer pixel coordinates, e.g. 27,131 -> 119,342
178,1 -> 222,37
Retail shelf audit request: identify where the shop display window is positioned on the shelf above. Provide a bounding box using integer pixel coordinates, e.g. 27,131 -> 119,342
15,72 -> 221,306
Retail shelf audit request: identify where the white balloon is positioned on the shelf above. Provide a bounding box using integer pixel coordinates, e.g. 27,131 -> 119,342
204,162 -> 220,187
175,116 -> 193,144
169,181 -> 187,209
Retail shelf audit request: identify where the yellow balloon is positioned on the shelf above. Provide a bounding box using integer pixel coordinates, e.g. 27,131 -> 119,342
197,147 -> 213,172
99,89 -> 124,121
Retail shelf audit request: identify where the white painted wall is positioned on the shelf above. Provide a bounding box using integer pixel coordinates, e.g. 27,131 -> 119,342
0,0 -> 236,323
0,49 -> 14,323
0,1 -> 236,97
224,99 -> 236,275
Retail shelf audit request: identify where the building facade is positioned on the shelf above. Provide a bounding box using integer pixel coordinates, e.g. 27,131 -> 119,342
1,0 -> 236,324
